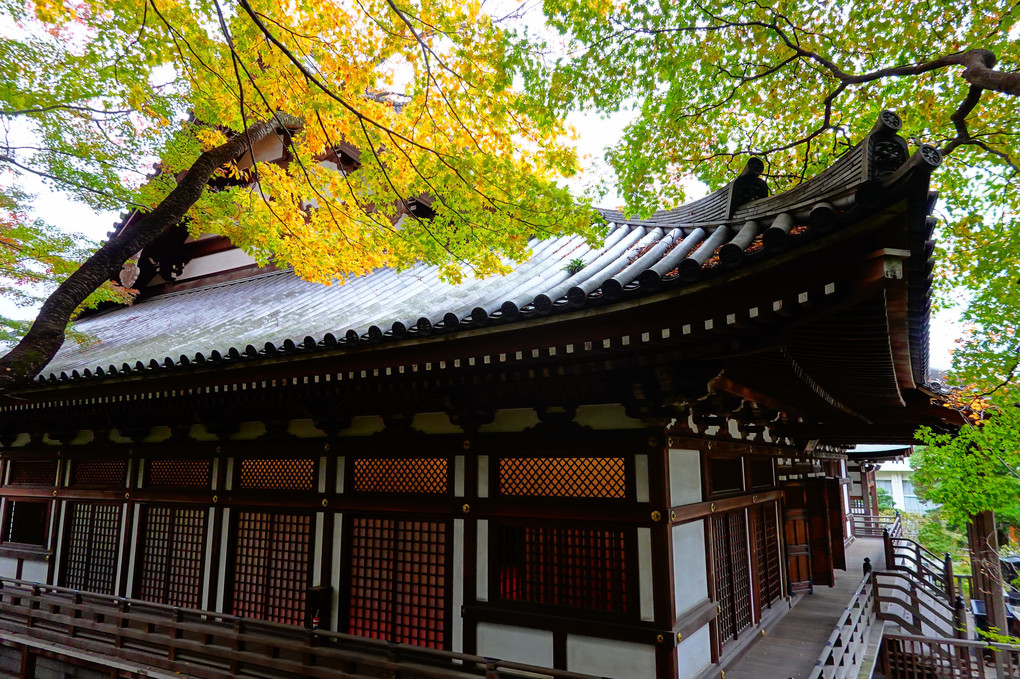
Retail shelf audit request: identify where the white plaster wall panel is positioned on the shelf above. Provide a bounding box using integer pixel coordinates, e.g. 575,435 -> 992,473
288,419 -> 326,439
673,521 -> 708,617
477,456 -> 489,498
634,455 -> 650,503
574,404 -> 645,429
675,624 -> 712,679
337,416 -> 385,437
455,456 -> 465,497
116,505 -> 128,596
52,501 -> 65,586
178,249 -> 257,282
20,560 -> 47,583
126,508 -> 142,594
189,424 -> 219,441
567,635 -> 655,678
476,520 -> 488,601
0,557 -> 17,578
216,508 -> 231,612
842,483 -> 852,535
452,518 -> 464,652
202,507 -> 217,610
142,425 -> 173,443
668,449 -> 702,506
313,512 -> 324,584
331,512 -> 343,631
476,624 -> 554,668
411,412 -> 463,434
477,408 -> 541,433
637,527 -> 655,621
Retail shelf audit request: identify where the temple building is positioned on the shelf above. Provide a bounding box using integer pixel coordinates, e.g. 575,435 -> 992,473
0,111 -> 960,679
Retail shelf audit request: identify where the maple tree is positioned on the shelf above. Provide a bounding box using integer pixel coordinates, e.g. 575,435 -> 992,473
513,0 -> 1020,524
0,0 -> 596,387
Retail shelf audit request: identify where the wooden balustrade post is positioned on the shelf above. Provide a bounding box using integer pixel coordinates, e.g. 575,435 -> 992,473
231,617 -> 245,675
66,591 -> 82,639
954,595 -> 968,640
883,529 -> 895,570
944,552 -> 956,605
168,607 -> 183,661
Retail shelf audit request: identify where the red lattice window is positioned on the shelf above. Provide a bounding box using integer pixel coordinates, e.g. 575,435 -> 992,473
232,512 -> 311,626
147,459 -> 211,488
497,457 -> 626,498
352,458 -> 448,494
497,524 -> 628,613
137,506 -> 206,608
348,518 -> 447,648
238,459 -> 316,491
712,510 -> 752,644
61,502 -> 121,594
71,459 -> 127,487
3,501 -> 48,547
754,502 -> 783,609
7,460 -> 57,486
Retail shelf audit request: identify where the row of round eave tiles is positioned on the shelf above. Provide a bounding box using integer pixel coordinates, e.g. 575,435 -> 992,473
38,214 -> 832,385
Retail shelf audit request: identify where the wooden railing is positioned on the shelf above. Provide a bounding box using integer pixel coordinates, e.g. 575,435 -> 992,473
0,578 -> 598,679
805,574 -> 876,679
886,533 -> 967,611
956,574 -> 975,601
881,632 -> 1020,678
873,570 -> 964,639
854,512 -> 902,538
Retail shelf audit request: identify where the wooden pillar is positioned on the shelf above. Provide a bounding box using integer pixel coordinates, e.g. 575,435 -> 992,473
969,510 -> 1007,634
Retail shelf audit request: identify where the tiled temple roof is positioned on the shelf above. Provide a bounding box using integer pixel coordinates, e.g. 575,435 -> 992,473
37,112 -> 941,386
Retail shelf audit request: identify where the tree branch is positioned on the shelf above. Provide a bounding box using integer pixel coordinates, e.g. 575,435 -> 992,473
0,120 -> 278,388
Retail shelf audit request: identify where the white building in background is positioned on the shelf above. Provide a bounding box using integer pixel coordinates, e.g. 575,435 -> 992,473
875,457 -> 938,514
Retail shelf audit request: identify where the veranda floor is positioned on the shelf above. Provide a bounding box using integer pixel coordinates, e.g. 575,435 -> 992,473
725,537 -> 886,679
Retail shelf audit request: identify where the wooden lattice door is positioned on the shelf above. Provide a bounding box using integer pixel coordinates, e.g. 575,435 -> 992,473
783,483 -> 813,594
347,517 -> 449,649
711,510 -> 752,644
752,502 -> 784,610
61,502 -> 121,594
137,506 -> 206,608
231,512 -> 312,626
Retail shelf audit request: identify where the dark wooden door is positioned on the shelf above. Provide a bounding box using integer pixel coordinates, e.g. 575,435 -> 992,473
805,478 -> 835,587
782,484 -> 813,594
826,477 -> 847,571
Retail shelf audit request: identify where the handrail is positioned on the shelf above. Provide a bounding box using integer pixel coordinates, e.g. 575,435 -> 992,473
853,513 -> 902,538
955,574 -> 974,601
882,632 -> 1020,679
805,573 -> 876,679
873,570 -> 958,637
0,577 -> 598,679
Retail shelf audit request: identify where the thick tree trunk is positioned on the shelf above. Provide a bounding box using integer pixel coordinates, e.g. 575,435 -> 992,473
0,119 -> 278,390
969,510 -> 1008,636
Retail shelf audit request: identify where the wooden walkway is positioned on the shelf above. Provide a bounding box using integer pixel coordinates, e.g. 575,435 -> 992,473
725,537 -> 886,679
